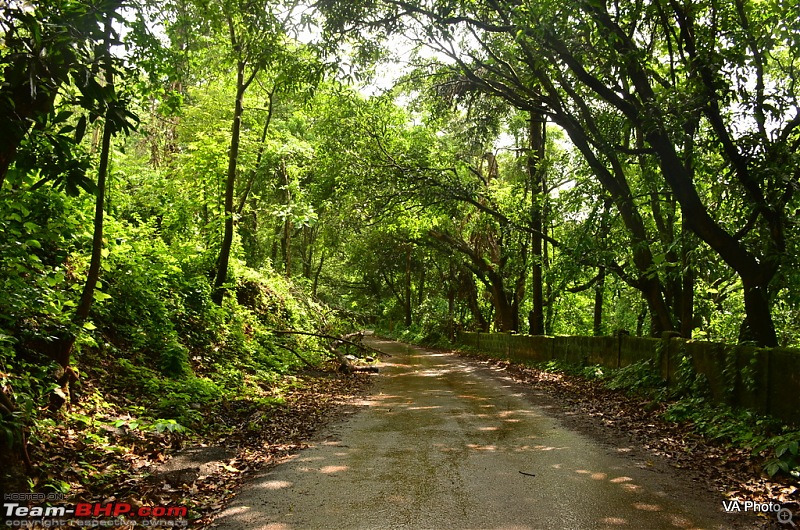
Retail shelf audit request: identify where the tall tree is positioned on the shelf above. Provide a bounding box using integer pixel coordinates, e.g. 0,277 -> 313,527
318,0 -> 800,345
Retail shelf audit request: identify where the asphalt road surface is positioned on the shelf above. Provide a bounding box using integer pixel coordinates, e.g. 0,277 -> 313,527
213,335 -> 751,530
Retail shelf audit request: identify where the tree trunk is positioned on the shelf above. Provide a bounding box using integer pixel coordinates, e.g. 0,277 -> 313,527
74,104 -> 112,328
312,250 -> 325,298
593,267 -> 606,336
739,281 -> 778,345
212,57 -> 247,304
563,3 -> 781,345
680,221 -> 695,338
447,262 -> 456,340
528,113 -> 546,335
404,247 -> 412,327
486,270 -> 515,332
545,107 -> 675,335
49,14 -> 115,413
418,264 -> 426,307
461,270 -> 489,332
237,90 -> 275,215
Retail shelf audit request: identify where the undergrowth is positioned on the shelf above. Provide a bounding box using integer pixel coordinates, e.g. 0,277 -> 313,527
376,322 -> 452,349
0,188 -> 355,494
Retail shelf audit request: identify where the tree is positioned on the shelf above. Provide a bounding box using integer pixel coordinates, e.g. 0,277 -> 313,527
166,0 -> 323,304
0,0 -> 139,194
318,0 -> 800,346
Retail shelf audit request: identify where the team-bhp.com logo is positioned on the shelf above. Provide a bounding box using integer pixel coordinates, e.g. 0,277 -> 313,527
4,500 -> 188,527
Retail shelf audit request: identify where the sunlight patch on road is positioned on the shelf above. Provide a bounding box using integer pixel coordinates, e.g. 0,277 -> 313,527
665,513 -> 696,528
319,465 -> 349,474
598,517 -> 628,525
633,503 -> 663,512
610,476 -> 634,483
258,480 -> 293,490
419,369 -> 455,377
499,410 -> 531,418
531,445 -> 566,451
466,443 -> 498,451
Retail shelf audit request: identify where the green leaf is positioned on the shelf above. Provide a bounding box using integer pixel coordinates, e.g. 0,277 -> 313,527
93,291 -> 112,302
75,115 -> 88,143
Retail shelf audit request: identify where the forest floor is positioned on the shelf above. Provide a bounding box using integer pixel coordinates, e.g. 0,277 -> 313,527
208,336 -> 788,529
21,367 -> 375,527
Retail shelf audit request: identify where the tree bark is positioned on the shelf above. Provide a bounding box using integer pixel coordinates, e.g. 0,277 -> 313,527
528,112 -> 546,335
212,11 -> 259,304
49,13 -> 116,414
212,57 -> 247,304
593,267 -> 606,336
571,1 -> 781,345
430,229 -> 516,332
404,247 -> 413,327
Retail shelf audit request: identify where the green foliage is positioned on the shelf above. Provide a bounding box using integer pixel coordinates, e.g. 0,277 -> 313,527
604,360 -> 665,394
1,0 -> 140,192
0,188 -> 88,337
755,432 -> 800,478
530,359 -> 603,379
663,398 -> 755,444
381,323 -> 450,349
669,353 -> 712,400
663,398 -> 800,477
4,0 -> 800,495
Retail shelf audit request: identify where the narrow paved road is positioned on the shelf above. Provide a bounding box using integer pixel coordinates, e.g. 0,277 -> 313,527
213,336 -> 748,529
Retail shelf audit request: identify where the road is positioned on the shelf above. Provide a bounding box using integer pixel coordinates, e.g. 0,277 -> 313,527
212,335 -> 750,529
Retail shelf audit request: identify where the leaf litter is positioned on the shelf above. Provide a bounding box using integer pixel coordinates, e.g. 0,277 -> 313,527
25,364 -> 373,529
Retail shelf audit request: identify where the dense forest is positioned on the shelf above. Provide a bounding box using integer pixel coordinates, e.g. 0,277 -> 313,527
1,0 -> 799,502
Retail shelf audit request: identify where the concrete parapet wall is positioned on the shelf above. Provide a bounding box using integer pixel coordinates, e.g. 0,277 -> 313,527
457,332 -> 800,426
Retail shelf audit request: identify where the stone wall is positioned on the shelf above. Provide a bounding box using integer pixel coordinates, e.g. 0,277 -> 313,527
457,332 -> 800,425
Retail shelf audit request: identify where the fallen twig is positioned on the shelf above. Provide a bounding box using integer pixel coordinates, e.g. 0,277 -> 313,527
273,343 -> 317,369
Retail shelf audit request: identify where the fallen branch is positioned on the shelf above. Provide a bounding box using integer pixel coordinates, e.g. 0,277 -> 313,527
273,343 -> 317,369
272,330 -> 386,357
272,330 -> 382,374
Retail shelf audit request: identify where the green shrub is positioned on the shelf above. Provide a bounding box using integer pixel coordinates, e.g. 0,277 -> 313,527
605,359 -> 665,393
159,341 -> 191,377
755,431 -> 800,478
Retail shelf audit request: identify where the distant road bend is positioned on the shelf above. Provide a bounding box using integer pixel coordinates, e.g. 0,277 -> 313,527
213,335 -> 749,530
